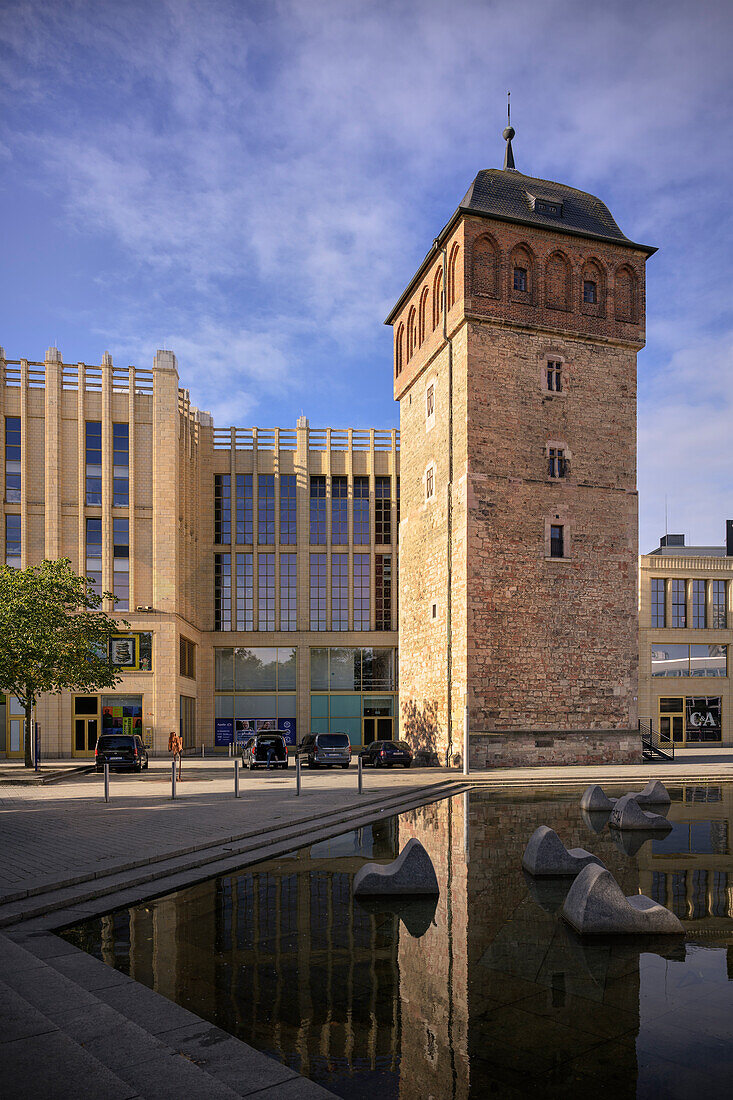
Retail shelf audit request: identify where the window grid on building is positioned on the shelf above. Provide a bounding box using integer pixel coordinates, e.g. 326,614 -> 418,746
280,474 -> 297,545
332,476 -> 348,545
180,637 -> 196,679
112,423 -> 129,507
426,384 -> 435,419
180,695 -> 196,748
258,552 -> 276,630
353,553 -> 370,630
214,474 -> 231,544
280,554 -> 297,630
85,421 -> 102,506
651,578 -> 666,627
258,474 -> 275,545
426,465 -> 435,501
513,266 -> 527,292
583,280 -> 597,304
332,553 -> 348,630
546,361 -> 562,392
671,578 -> 686,628
236,474 -> 253,544
375,476 -> 391,544
86,517 -> 103,595
310,476 -> 326,545
113,516 -> 129,610
692,579 -> 707,629
5,513 -> 20,567
375,553 -> 392,631
310,553 -> 327,630
713,580 -> 727,629
236,553 -> 253,630
214,553 -> 232,630
4,416 -> 20,503
353,476 -> 369,545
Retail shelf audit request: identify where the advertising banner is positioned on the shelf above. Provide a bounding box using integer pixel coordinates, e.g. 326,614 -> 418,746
214,718 -> 234,746
686,696 -> 722,742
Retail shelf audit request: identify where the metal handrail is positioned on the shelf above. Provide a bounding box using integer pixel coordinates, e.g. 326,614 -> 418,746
639,716 -> 675,761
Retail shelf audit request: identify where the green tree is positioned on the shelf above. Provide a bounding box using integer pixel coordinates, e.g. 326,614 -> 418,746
0,559 -> 128,767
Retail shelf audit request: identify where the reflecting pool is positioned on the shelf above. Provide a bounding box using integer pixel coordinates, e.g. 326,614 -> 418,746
62,783 -> 733,1098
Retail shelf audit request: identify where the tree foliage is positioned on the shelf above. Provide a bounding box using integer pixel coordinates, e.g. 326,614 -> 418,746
0,559 -> 128,766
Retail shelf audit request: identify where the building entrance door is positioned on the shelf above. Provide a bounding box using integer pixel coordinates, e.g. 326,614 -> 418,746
3,696 -> 24,759
73,696 -> 100,756
363,697 -> 394,744
659,697 -> 684,746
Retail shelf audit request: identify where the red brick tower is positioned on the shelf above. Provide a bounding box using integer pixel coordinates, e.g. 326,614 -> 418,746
387,125 -> 656,766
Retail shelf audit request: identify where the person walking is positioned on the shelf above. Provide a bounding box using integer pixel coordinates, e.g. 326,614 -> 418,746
168,730 -> 183,780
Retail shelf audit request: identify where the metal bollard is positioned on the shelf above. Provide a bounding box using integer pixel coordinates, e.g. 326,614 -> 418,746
201,744 -> 205,759
228,743 -> 232,758
234,758 -> 239,798
171,759 -> 177,799
295,753 -> 301,796
358,753 -> 363,795
104,762 -> 110,803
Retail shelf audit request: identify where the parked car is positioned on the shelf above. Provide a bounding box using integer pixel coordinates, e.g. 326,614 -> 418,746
298,733 -> 351,768
241,733 -> 289,770
95,733 -> 149,773
360,740 -> 413,768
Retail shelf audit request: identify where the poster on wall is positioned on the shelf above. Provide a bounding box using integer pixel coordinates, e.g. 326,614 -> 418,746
686,697 -> 722,742
230,718 -> 297,746
109,636 -> 136,667
214,718 -> 234,746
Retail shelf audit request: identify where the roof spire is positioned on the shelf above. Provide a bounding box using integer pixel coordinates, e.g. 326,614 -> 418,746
503,91 -> 516,170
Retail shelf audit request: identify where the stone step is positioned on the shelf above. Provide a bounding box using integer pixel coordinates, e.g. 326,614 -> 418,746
2,932 -> 334,1097
0,780 -> 461,927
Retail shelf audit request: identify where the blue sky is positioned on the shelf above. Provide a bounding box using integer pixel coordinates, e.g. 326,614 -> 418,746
1,0 -> 732,553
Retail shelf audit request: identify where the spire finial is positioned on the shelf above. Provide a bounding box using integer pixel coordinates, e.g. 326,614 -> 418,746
502,91 -> 516,171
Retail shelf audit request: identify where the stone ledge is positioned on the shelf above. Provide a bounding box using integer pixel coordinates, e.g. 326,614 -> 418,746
469,729 -> 641,769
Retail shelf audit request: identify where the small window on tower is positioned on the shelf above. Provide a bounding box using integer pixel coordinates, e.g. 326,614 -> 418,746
425,464 -> 435,502
426,383 -> 435,419
546,361 -> 562,392
550,524 -> 565,558
513,267 -> 527,292
583,280 -> 597,304
548,447 -> 567,479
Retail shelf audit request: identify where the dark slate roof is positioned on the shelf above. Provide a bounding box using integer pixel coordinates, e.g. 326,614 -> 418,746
458,168 -> 654,251
648,545 -> 727,557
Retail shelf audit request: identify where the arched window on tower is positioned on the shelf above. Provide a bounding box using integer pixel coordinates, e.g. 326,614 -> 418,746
581,258 -> 605,315
418,286 -> 429,345
614,265 -> 637,322
471,234 -> 500,298
407,306 -> 418,360
545,250 -> 572,311
510,244 -> 535,302
447,243 -> 460,309
432,266 -> 443,331
395,324 -> 404,377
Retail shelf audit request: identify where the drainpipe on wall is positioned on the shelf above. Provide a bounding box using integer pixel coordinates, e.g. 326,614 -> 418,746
435,237 -> 455,768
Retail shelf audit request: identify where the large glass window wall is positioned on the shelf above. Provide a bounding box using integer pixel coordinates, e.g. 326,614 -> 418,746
310,476 -> 326,544
215,646 -> 297,745
85,421 -> 102,505
353,476 -> 369,545
5,514 -> 20,567
651,644 -> 727,677
4,416 -> 20,503
258,474 -> 275,545
236,474 -> 253,544
309,646 -> 397,746
280,474 -> 296,544
112,423 -> 129,507
332,476 -> 348,545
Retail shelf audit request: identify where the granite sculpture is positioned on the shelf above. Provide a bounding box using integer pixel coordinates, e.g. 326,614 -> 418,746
353,838 -> 439,896
580,785 -> 617,812
562,863 -> 684,935
609,794 -> 671,831
522,826 -> 605,877
630,779 -> 671,806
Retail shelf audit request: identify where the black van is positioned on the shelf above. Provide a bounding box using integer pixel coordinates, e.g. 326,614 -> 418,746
298,733 -> 351,768
241,733 -> 289,770
95,734 -> 149,773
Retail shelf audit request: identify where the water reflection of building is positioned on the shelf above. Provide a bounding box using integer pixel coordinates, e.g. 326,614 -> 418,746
637,783 -> 733,925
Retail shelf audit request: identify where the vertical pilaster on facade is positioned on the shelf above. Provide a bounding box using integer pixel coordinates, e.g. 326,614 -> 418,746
128,366 -> 136,610
296,416 -> 309,632
274,428 -> 281,628
369,428 -> 376,631
44,346 -> 62,559
229,426 -> 236,627
152,350 -> 180,612
252,427 -> 259,628
347,429 -> 354,629
77,364 -> 86,580
0,348 -> 4,563
325,428 -> 332,630
101,353 -> 113,603
19,358 -> 29,569
390,428 -> 399,631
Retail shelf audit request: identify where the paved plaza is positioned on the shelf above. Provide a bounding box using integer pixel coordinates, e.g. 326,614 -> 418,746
3,752 -> 733,1097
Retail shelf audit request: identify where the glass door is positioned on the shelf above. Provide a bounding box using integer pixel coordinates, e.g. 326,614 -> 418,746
4,696 -> 24,759
73,696 -> 100,756
659,697 -> 684,745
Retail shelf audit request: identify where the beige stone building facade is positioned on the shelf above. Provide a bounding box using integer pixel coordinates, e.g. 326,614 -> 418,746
0,347 -> 398,758
387,137 -> 656,765
639,528 -> 733,748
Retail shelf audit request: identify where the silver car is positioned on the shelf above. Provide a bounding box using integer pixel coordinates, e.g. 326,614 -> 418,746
299,732 -> 352,768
